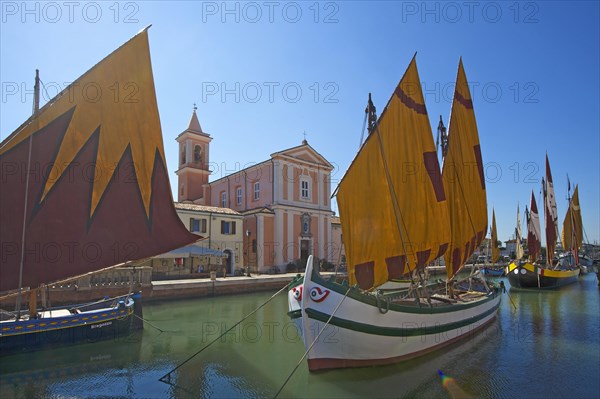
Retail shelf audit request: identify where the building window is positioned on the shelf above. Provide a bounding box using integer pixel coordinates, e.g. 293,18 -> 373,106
301,178 -> 310,199
221,221 -> 237,235
221,191 -> 227,207
236,187 -> 242,205
180,145 -> 186,165
254,182 -> 260,200
194,145 -> 202,164
190,218 -> 207,233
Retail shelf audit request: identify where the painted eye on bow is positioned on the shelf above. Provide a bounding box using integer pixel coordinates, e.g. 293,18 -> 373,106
292,286 -> 303,301
309,287 -> 330,302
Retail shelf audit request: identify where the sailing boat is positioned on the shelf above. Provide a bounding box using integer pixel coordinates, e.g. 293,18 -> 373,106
507,156 -> 579,289
482,210 -> 504,276
559,184 -> 592,271
0,28 -> 197,354
526,190 -> 543,264
287,57 -> 500,371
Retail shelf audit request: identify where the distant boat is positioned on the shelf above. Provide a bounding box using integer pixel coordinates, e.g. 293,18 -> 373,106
482,267 -> 504,277
507,156 -> 579,289
288,57 -> 500,371
559,184 -> 591,272
482,209 -> 504,277
0,28 -> 197,354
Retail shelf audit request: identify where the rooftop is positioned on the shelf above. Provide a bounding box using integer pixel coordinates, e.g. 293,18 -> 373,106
175,202 -> 241,216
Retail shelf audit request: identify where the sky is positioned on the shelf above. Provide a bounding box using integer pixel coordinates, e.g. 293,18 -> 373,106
1,1 -> 599,246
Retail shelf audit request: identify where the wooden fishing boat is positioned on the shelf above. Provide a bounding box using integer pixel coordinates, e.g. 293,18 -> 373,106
0,28 -> 197,354
507,157 -> 579,289
288,57 -> 500,371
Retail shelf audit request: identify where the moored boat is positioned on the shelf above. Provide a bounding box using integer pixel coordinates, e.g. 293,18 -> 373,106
482,267 -> 505,277
506,262 -> 579,289
0,28 -> 197,354
507,156 -> 579,289
288,57 -> 500,371
482,210 -> 504,277
559,184 -> 591,274
0,293 -> 138,355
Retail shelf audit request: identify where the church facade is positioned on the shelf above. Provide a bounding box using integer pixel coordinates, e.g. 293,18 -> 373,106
175,110 -> 337,273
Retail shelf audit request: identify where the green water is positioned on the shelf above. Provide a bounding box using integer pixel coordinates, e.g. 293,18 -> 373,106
1,274 -> 598,398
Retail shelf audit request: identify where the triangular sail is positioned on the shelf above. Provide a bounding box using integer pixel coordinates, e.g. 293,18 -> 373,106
442,59 -> 488,279
562,185 -> 583,255
527,191 -> 542,262
491,210 -> 500,264
0,29 -> 197,292
515,204 -> 524,261
543,155 -> 559,266
336,57 -> 451,290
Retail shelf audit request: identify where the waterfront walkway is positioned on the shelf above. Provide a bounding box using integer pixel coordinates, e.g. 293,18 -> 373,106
149,272 -> 309,301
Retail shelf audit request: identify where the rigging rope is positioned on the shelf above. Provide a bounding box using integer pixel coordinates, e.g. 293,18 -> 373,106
358,106 -> 368,149
131,313 -> 179,333
158,282 -> 290,386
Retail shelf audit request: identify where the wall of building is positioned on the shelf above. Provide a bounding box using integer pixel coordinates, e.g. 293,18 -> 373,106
175,208 -> 244,276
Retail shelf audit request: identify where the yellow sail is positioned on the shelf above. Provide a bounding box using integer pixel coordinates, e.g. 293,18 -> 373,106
0,29 -> 164,219
562,185 -> 583,252
491,209 -> 500,264
442,59 -> 488,279
337,56 -> 451,290
0,29 -> 198,292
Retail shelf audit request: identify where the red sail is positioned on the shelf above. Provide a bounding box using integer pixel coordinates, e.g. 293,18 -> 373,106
0,30 -> 197,292
543,154 -> 559,266
527,191 -> 542,262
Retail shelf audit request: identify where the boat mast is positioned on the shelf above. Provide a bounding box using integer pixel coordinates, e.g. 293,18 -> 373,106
15,69 -> 39,319
436,115 -> 448,164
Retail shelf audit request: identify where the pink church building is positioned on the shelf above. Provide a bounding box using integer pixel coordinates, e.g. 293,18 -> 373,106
175,110 -> 336,273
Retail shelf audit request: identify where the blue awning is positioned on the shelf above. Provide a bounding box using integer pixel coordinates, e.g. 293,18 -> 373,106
155,245 -> 226,258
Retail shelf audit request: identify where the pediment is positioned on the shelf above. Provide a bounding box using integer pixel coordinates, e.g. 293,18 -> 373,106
272,143 -> 332,169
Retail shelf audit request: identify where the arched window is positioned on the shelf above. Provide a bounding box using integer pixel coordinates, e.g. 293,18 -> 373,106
194,145 -> 202,164
181,146 -> 186,165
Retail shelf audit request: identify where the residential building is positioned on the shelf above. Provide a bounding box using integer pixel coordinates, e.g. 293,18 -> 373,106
174,202 -> 244,275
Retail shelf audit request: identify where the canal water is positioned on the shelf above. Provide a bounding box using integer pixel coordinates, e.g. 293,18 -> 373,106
1,273 -> 598,398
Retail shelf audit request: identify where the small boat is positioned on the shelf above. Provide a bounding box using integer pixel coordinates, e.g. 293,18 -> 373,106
482,210 -> 504,277
0,293 -> 140,355
288,57 -> 500,371
482,267 -> 504,277
0,28 -> 197,354
558,185 -> 592,274
507,156 -> 579,289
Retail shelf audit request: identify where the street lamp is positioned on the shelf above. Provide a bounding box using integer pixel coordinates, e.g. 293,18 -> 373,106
246,229 -> 251,277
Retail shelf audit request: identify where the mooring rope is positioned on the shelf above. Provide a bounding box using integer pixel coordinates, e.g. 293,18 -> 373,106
159,282 -> 290,386
132,313 -> 181,333
273,286 -> 352,399
499,281 -> 517,310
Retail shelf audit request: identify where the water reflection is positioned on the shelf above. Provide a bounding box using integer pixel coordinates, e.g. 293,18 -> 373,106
1,274 -> 598,398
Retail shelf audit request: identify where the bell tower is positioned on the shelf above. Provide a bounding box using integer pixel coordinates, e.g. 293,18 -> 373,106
175,105 -> 212,203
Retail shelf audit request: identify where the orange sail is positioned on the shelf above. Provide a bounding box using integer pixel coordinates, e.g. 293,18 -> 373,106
562,185 -> 583,254
491,210 -> 500,264
0,29 -> 197,292
442,59 -> 488,279
336,56 -> 450,290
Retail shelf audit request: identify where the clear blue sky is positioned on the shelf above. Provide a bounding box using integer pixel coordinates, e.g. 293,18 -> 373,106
2,1 -> 599,246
